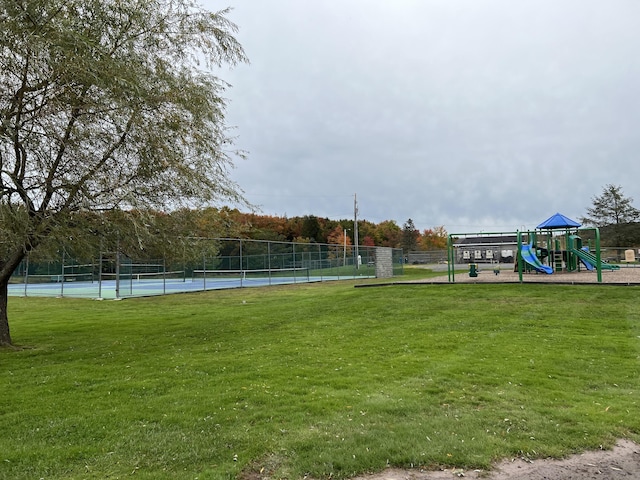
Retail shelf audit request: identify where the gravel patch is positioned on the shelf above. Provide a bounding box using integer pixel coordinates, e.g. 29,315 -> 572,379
405,264 -> 640,285
351,439 -> 640,480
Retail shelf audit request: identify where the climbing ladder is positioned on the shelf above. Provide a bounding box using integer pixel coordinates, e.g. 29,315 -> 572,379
553,251 -> 563,272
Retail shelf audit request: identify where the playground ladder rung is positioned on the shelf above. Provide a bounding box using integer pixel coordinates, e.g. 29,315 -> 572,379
554,252 -> 563,267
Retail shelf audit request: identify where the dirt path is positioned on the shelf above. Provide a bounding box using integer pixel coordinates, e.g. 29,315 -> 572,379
351,439 -> 640,479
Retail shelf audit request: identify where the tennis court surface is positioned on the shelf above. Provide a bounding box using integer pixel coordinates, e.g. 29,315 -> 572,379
8,268 -> 374,299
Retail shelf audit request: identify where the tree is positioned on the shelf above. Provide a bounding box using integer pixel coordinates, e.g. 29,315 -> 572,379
327,225 -> 352,246
326,225 -> 352,263
401,218 -> 419,252
375,220 -> 402,248
419,226 -> 448,250
356,219 -> 377,245
301,215 -> 322,242
580,185 -> 640,227
0,1 -> 248,346
361,235 -> 376,247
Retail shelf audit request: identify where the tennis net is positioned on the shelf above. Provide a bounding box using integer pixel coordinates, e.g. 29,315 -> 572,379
192,267 -> 310,284
24,272 -> 95,284
100,271 -> 185,283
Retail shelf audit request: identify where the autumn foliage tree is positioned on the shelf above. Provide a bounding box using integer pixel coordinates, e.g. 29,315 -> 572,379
361,236 -> 376,247
420,226 -> 448,250
326,225 -> 352,246
375,220 -> 402,248
326,225 -> 352,263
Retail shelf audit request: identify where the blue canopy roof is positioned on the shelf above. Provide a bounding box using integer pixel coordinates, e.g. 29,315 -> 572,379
536,212 -> 581,229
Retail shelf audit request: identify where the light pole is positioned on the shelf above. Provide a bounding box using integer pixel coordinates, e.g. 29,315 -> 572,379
343,229 -> 348,267
354,194 -> 359,269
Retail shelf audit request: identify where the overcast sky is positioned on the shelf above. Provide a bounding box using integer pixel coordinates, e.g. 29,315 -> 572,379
204,0 -> 640,233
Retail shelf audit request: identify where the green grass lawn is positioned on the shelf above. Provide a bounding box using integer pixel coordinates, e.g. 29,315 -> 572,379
1,270 -> 639,479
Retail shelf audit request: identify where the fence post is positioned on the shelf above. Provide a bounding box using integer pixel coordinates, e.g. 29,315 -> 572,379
98,248 -> 103,299
115,241 -> 121,299
24,255 -> 29,297
203,251 -> 207,291
60,249 -> 65,297
239,239 -> 243,287
268,241 -> 272,285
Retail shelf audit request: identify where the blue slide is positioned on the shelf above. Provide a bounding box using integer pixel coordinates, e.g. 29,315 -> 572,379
572,247 -> 619,271
577,247 -> 594,271
520,244 -> 553,274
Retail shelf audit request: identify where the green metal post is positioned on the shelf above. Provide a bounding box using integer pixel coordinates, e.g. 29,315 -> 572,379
595,227 -> 602,283
565,230 -> 570,272
447,235 -> 455,283
517,231 -> 523,283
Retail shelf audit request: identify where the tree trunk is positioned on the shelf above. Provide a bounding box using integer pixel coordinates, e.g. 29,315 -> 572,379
0,249 -> 29,347
0,278 -> 11,346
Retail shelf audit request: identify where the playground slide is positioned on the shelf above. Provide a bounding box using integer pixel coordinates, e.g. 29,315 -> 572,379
576,247 -> 594,271
520,244 -> 553,274
571,248 -> 620,271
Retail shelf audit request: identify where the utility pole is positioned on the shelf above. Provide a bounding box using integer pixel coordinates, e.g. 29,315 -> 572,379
354,193 -> 359,269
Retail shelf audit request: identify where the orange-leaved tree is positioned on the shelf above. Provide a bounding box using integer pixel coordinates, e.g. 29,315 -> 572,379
419,226 -> 448,250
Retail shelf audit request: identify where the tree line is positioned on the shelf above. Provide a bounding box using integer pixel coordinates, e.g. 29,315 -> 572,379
218,210 -> 448,252
23,208 -> 447,260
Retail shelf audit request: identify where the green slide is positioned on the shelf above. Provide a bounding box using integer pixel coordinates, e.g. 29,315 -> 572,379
571,248 -> 620,271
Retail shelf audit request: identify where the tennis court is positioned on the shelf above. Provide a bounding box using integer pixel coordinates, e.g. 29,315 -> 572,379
8,268 -> 372,299
9,238 -> 403,299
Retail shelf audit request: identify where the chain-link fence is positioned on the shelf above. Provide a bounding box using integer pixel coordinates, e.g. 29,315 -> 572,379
9,238 -> 403,299
406,250 -> 447,264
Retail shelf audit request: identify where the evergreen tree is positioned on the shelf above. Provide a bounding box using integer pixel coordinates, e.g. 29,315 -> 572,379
401,218 -> 419,252
580,185 -> 640,227
580,185 -> 640,247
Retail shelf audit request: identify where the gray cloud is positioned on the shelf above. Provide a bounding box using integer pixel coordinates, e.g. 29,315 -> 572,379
207,0 -> 640,232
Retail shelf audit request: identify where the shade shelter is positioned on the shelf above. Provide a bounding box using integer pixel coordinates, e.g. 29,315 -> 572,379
536,212 -> 581,230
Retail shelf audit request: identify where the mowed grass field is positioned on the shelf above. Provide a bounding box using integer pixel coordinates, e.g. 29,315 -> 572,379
1,267 -> 639,479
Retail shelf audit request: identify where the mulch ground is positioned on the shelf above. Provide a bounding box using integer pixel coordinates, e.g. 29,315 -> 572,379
404,264 -> 640,285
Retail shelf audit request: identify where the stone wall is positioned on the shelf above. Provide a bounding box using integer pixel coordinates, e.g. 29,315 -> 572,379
375,247 -> 394,278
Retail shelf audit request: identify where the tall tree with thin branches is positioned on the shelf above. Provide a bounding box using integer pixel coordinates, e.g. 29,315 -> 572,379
0,0 -> 248,346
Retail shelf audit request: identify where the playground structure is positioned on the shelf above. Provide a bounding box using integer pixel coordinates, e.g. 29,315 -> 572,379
446,213 -> 620,283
